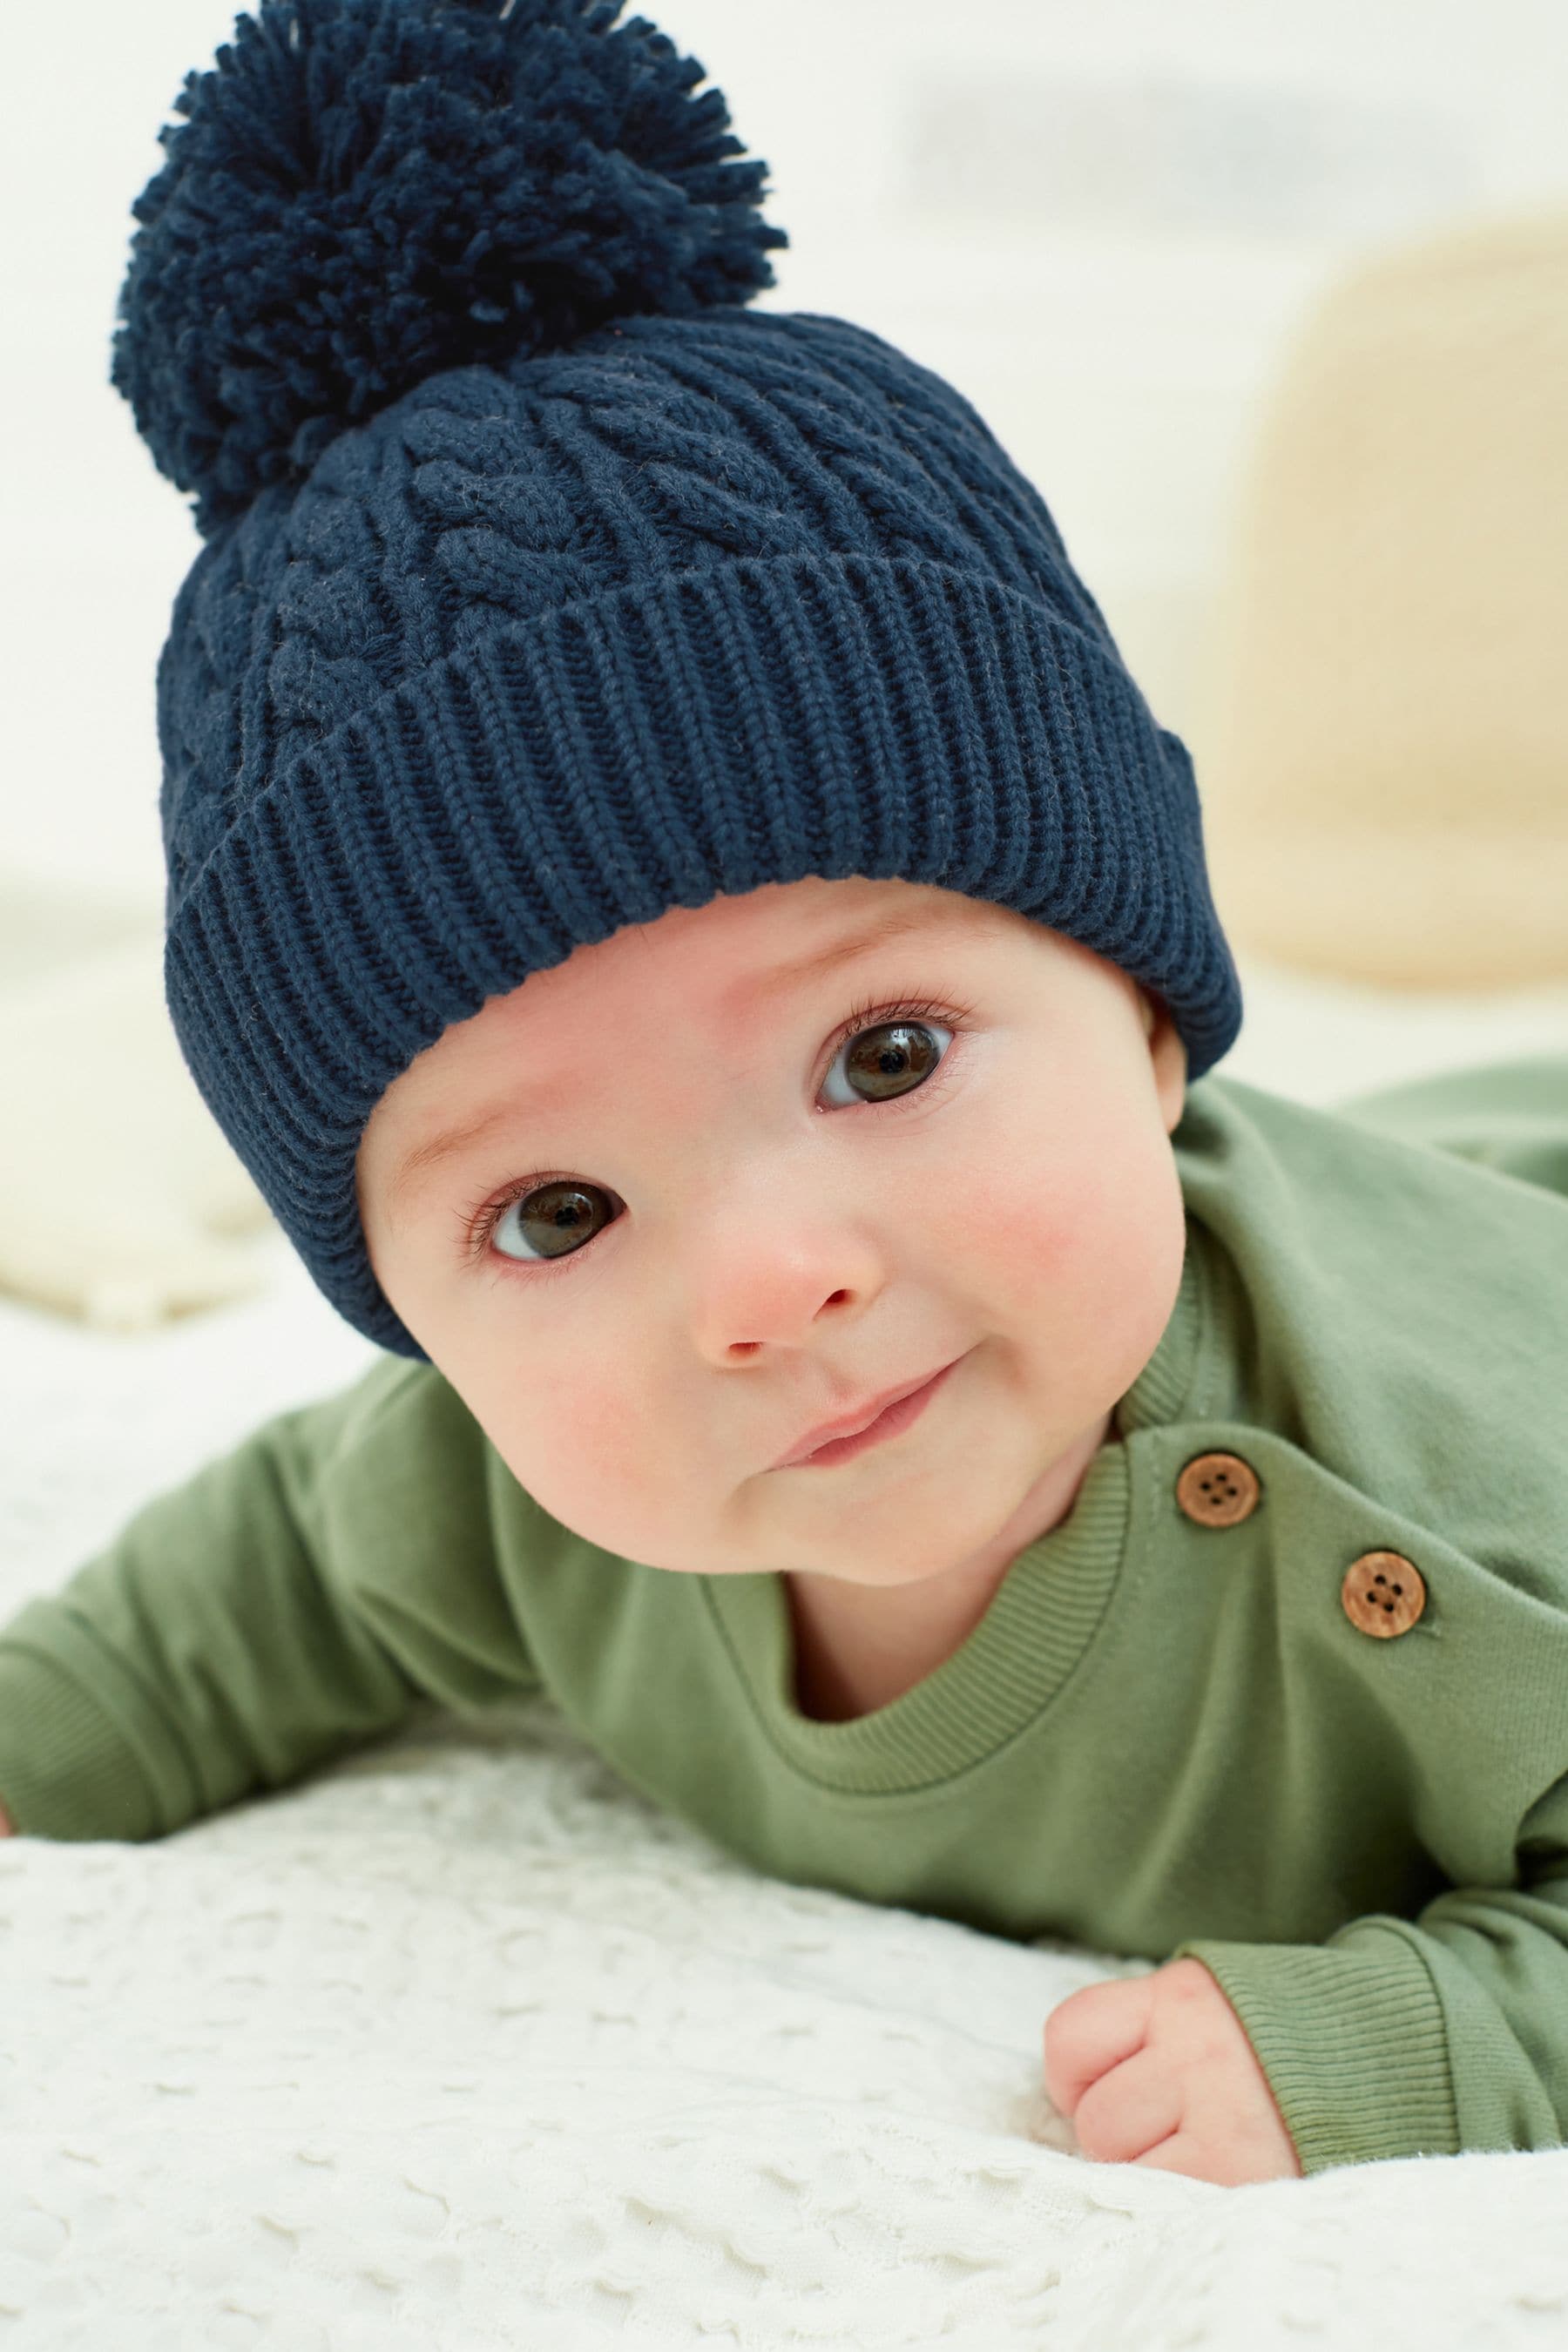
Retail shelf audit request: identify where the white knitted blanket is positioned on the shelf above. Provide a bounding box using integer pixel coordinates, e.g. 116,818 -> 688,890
5,960 -> 1568,2346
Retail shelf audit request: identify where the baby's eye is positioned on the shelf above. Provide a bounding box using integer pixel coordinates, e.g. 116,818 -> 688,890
490,1179 -> 619,1265
820,1014 -> 954,1109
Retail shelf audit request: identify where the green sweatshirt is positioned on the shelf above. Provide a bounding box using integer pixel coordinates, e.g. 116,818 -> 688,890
3,1053 -> 1567,2179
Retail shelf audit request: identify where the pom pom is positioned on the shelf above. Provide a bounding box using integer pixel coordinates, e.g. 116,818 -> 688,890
112,0 -> 787,537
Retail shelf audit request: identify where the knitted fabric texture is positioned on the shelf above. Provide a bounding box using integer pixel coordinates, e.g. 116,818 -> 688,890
155,307 -> 1244,1361
128,10 -> 1244,1362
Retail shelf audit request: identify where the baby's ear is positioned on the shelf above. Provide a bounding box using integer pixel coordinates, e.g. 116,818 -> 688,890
1131,984 -> 1186,1127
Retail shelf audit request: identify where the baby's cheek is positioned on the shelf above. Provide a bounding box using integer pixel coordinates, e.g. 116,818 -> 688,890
497,1370 -> 687,1557
947,1149 -> 1087,1295
963,1139 -> 1155,1367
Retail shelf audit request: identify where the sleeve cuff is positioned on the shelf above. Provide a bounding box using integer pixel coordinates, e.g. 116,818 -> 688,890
0,1619 -> 175,1841
1170,1923 -> 1460,2173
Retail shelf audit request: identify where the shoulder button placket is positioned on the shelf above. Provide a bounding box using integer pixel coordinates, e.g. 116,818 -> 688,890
1342,1551 -> 1427,1638
1175,1450 -> 1262,1529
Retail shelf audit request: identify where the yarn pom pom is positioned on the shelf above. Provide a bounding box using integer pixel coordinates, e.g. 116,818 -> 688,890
112,0 -> 787,536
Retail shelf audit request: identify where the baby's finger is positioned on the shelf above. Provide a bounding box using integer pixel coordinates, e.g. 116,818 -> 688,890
1071,2045 -> 1183,2165
1042,1973 -> 1156,2116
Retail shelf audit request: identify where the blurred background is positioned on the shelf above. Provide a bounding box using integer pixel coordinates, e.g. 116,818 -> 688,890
4,12 -> 1567,2307
1,0 -> 1566,1367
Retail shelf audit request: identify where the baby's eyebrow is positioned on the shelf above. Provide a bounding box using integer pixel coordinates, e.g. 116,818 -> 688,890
721,903 -> 946,1014
383,902 -> 950,1227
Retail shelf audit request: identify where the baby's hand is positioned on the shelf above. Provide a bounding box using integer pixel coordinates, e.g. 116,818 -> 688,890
1043,1957 -> 1303,2186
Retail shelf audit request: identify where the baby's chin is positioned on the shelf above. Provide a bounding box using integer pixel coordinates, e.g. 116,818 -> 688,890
754,1484 -> 1044,1589
558,1495 -> 1002,1585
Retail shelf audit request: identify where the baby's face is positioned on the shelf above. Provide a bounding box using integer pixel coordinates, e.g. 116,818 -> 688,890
357,875 -> 1188,1588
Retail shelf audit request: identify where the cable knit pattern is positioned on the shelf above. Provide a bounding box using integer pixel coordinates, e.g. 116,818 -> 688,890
164,313 -> 1139,861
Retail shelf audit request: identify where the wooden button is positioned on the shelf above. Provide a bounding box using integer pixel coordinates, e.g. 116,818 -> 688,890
1341,1551 -> 1427,1638
1175,1451 -> 1261,1528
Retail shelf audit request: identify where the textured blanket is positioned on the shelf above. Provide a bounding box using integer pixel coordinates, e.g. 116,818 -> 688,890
5,959 -> 1568,2345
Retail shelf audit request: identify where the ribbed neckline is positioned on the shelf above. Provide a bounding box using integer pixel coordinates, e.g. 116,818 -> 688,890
700,1214 -> 1211,1794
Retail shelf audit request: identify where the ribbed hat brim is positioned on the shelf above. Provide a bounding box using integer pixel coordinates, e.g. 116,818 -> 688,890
166,551 -> 1242,1357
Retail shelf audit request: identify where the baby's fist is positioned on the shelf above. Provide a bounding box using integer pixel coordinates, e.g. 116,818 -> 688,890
1044,1957 -> 1302,2186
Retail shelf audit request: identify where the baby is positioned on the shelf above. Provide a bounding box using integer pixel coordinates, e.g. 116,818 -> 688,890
3,0 -> 1567,2195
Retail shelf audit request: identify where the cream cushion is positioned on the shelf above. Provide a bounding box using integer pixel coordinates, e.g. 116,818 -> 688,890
1194,210 -> 1568,988
0,916 -> 274,1333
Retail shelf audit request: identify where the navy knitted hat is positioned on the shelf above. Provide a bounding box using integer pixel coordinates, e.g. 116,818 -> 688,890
112,0 -> 1244,1362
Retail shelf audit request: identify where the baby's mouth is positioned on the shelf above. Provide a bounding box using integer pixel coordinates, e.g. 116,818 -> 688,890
774,1354 -> 964,1471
